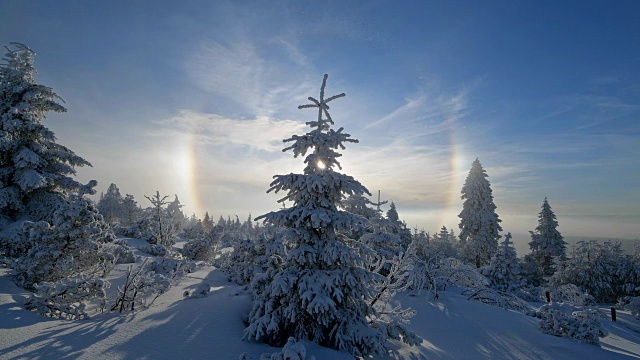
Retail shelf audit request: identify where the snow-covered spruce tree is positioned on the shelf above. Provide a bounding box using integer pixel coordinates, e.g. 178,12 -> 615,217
202,212 -> 214,230
483,233 -> 524,292
527,197 -> 567,276
0,43 -> 94,225
166,194 -> 187,233
97,183 -> 123,225
245,75 -> 418,357
458,158 -> 502,267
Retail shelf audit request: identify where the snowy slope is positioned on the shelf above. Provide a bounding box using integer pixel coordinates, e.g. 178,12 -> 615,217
2,257 -> 640,359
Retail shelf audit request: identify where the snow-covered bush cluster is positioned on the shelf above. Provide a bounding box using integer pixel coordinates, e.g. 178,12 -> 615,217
139,243 -> 170,257
260,337 -> 314,360
536,302 -> 607,346
463,288 -> 535,315
547,284 -> 595,306
618,295 -> 640,319
13,194 -> 115,288
24,275 -> 109,320
181,226 -> 222,262
111,259 -> 172,312
108,239 -> 137,264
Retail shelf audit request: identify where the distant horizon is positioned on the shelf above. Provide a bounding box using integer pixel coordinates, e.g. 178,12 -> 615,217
2,1 -> 638,239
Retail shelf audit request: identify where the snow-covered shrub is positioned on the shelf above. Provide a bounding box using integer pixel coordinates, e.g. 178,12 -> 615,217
181,227 -> 222,262
548,284 -> 596,306
0,219 -> 28,258
368,244 -> 422,346
113,223 -> 143,238
463,288 -> 535,315
183,283 -> 211,299
24,275 -> 109,320
408,255 -> 489,300
146,257 -> 196,280
180,219 -> 208,242
110,259 -> 171,312
619,296 -> 640,319
139,243 -> 170,257
536,302 -> 608,346
107,240 -> 136,264
514,285 -> 545,302
220,232 -> 283,286
257,337 -> 314,360
13,194 -> 115,288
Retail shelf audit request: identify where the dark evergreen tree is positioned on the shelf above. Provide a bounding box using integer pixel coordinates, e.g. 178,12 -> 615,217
527,197 -> 566,276
97,183 -> 123,224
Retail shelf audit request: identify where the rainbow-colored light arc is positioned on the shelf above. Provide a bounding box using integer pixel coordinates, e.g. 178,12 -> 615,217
176,130 -> 202,218
439,125 -> 467,231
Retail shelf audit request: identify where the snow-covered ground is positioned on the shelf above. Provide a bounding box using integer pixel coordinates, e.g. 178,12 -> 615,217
2,242 -> 640,360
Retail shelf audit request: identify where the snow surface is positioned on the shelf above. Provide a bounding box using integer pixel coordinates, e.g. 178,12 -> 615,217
2,241 -> 640,359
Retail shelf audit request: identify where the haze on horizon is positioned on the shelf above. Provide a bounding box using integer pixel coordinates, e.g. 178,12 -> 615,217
1,0 -> 638,240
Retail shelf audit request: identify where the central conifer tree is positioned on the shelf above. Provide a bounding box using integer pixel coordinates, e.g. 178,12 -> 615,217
245,75 -> 393,357
458,158 -> 502,267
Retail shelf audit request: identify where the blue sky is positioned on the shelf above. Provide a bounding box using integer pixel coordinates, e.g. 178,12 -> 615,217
2,0 -> 639,240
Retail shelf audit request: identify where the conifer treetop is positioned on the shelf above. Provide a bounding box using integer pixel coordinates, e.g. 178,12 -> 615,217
297,73 -> 345,125
281,74 -> 356,174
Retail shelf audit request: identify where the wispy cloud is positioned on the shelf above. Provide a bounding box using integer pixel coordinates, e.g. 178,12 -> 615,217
184,37 -> 316,117
150,110 -> 306,152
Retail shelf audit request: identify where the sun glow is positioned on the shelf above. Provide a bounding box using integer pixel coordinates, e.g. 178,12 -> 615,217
317,160 -> 326,170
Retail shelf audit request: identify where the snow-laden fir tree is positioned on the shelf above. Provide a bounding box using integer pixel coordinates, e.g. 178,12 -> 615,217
202,212 -> 214,229
245,75 -> 418,357
0,43 -> 94,225
458,158 -> 502,267
527,197 -> 566,276
120,193 -> 142,227
483,232 -> 524,292
97,183 -> 123,224
166,194 -> 187,232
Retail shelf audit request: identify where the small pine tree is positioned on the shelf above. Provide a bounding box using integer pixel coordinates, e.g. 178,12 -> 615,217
528,197 -> 567,276
458,158 -> 502,267
202,212 -> 214,229
386,201 -> 400,223
244,75 -> 416,357
166,194 -> 186,232
97,183 -> 123,224
143,191 -> 176,247
483,233 -> 523,292
120,194 -> 142,227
